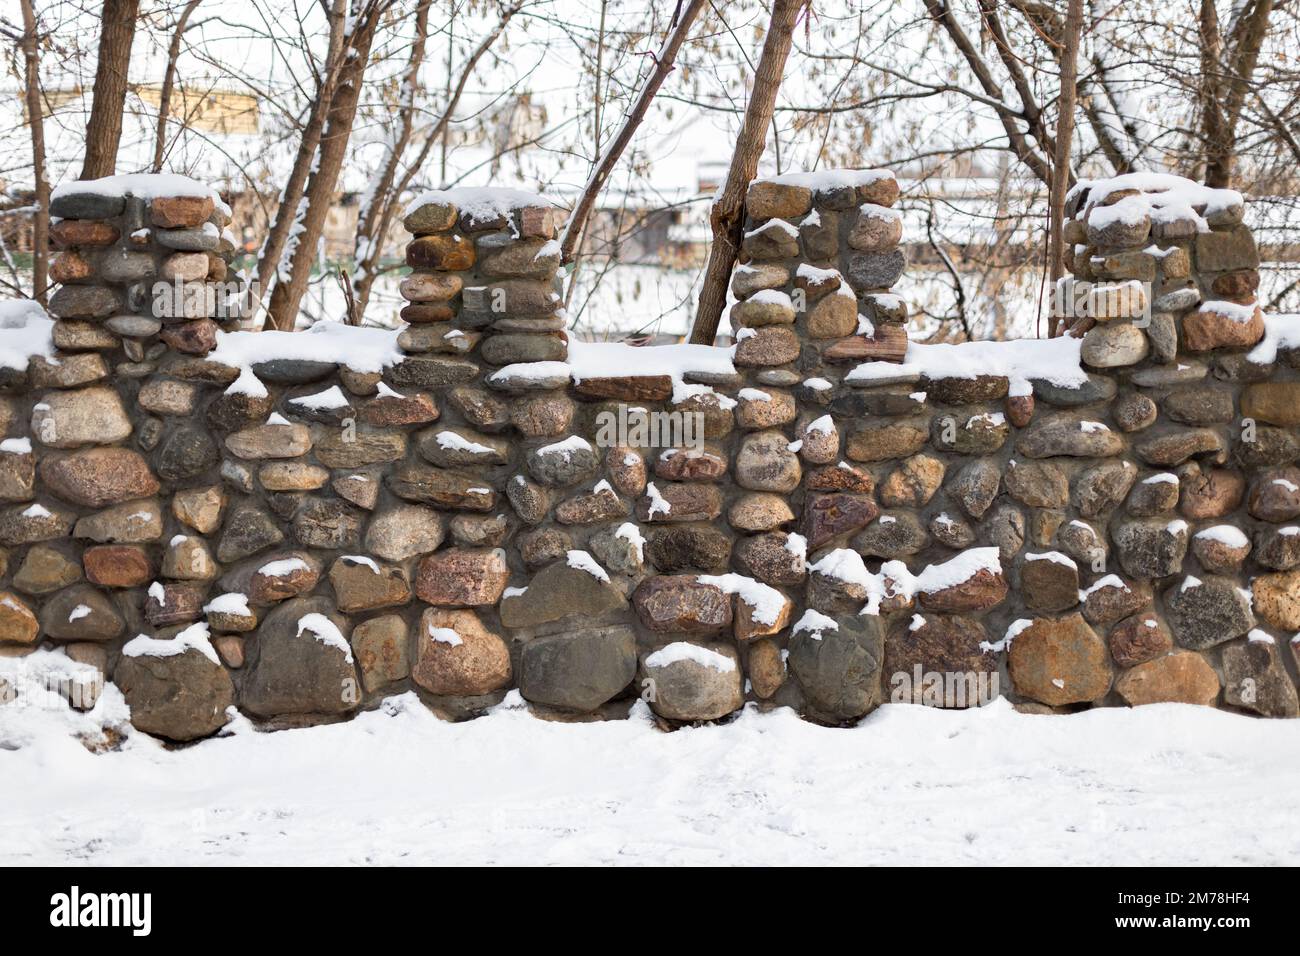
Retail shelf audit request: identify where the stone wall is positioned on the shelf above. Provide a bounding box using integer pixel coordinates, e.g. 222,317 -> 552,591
1,169 -> 1298,745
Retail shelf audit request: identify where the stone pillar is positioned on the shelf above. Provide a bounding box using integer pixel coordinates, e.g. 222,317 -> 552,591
46,178 -> 239,363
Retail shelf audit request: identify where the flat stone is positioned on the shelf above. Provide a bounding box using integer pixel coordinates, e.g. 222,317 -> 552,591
32,385 -> 132,448
328,556 -> 410,612
1116,650 -> 1220,706
633,575 -> 732,634
1015,416 -> 1124,458
313,427 -> 407,469
247,552 -> 321,604
733,326 -> 800,367
293,498 -> 363,550
846,249 -> 906,291
636,481 -> 722,523
417,426 -> 509,467
225,422 -> 312,459
845,420 -> 928,461
74,496 -> 162,541
917,563 -> 1007,613
364,504 -> 444,561
41,448 -> 159,507
646,526 -> 732,573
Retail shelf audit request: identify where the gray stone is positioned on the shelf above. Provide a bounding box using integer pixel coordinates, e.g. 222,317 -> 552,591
789,613 -> 884,723
640,642 -> 744,721
1030,373 -> 1117,407
241,596 -> 360,718
949,458 -> 1001,518
216,505 -> 284,562
114,636 -> 235,741
1074,461 -> 1137,518
735,431 -> 801,492
854,512 -> 927,559
1016,416 -> 1124,458
39,584 -> 124,641
519,626 -> 637,712
1165,575 -> 1254,650
1223,637 -> 1299,717
527,437 -> 600,487
1112,518 -> 1189,579
499,559 -> 627,628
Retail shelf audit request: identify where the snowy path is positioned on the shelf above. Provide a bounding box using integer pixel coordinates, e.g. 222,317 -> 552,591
3,695 -> 1298,866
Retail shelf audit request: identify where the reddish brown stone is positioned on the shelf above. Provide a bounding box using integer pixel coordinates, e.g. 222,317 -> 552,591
654,449 -> 728,482
573,375 -> 673,402
1006,393 -> 1034,428
83,545 -> 152,587
161,319 -> 219,355
360,392 -> 439,426
49,251 -> 95,283
144,581 -> 208,627
412,607 -> 511,696
49,219 -> 120,247
805,463 -> 874,494
399,302 -> 456,323
803,493 -> 879,549
635,482 -> 723,523
1182,305 -> 1264,351
1116,650 -> 1219,706
1179,468 -> 1245,518
40,449 -> 160,508
606,446 -> 646,497
150,195 -> 215,229
415,548 -> 510,606
632,575 -> 732,634
248,555 -> 322,604
918,566 -> 1008,613
1109,611 -> 1174,668
1008,613 -> 1113,706
821,325 -> 908,363
406,234 -> 475,270
1210,270 -> 1259,299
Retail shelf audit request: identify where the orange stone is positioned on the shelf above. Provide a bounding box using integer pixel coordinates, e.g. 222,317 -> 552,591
150,195 -> 215,229
83,545 -> 153,587
49,219 -> 120,247
49,251 -> 95,283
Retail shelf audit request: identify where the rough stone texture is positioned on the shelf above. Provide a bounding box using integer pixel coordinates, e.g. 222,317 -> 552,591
8,170 -> 1295,736
412,607 -> 511,697
1007,614 -> 1113,706
640,642 -> 744,721
883,614 -> 998,708
1222,638 -> 1300,717
114,641 -> 235,741
1115,651 -> 1220,707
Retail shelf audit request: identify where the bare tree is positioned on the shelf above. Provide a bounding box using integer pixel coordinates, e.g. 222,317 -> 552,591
80,0 -> 140,179
255,0 -> 350,326
1047,0 -> 1082,337
265,0 -> 393,331
1199,0 -> 1276,187
690,0 -> 803,345
152,0 -> 204,172
19,0 -> 48,303
351,0 -> 523,318
559,0 -> 706,265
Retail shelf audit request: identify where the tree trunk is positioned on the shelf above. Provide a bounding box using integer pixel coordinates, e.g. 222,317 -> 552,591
559,0 -> 706,265
689,0 -> 802,346
255,0 -> 349,326
264,4 -> 385,331
152,0 -> 203,172
1047,0 -> 1083,337
79,0 -> 139,180
20,0 -> 49,304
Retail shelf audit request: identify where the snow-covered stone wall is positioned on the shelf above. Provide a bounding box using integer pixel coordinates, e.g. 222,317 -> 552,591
2,170 -> 1297,746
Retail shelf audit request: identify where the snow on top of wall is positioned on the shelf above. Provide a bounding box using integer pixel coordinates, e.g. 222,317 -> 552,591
208,321 -> 405,375
846,335 -> 1087,395
51,172 -> 220,202
404,186 -> 561,220
697,573 -> 786,626
0,299 -> 57,371
757,168 -> 894,190
1067,172 -> 1243,231
568,340 -> 736,382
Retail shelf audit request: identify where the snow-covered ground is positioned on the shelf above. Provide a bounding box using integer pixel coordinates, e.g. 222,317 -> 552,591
3,693 -> 1298,866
